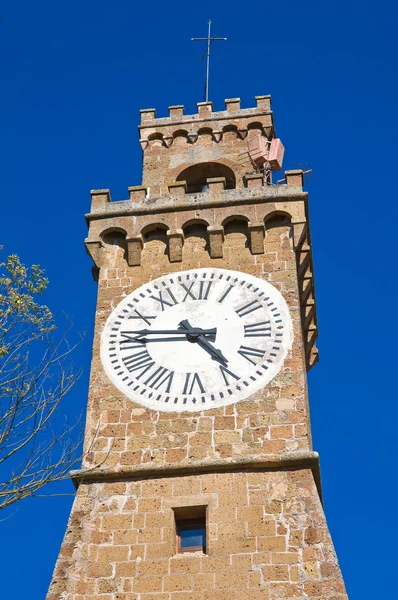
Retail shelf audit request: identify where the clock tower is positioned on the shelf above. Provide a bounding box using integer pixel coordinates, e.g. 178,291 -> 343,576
47,97 -> 348,599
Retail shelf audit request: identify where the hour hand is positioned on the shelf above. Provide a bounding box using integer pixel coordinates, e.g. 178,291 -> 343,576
178,320 -> 228,365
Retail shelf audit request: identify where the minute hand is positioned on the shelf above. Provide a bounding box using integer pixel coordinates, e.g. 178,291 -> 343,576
123,328 -> 217,336
178,320 -> 228,365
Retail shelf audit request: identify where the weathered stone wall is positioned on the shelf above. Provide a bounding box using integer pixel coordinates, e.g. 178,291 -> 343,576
83,217 -> 310,471
47,470 -> 347,600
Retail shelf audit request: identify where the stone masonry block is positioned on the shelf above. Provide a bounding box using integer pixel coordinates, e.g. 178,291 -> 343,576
248,222 -> 265,254
126,235 -> 143,267
167,230 -> 184,263
207,226 -> 224,258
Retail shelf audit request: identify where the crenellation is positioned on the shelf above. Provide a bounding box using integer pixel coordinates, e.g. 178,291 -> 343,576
197,101 -> 213,118
128,185 -> 147,201
140,108 -> 156,123
90,188 -> 111,209
169,105 -> 184,119
225,98 -> 241,112
255,95 -> 272,111
167,181 -> 187,196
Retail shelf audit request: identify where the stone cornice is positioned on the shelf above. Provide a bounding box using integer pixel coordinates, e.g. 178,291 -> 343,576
85,185 -> 308,223
70,451 -> 323,504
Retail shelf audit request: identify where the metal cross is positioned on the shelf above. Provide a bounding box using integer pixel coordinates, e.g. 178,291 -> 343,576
192,20 -> 227,102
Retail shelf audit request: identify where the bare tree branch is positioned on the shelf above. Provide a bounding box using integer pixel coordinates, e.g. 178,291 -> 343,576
0,250 -> 85,510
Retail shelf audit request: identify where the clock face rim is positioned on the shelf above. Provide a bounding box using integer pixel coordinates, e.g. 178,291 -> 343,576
100,267 -> 293,413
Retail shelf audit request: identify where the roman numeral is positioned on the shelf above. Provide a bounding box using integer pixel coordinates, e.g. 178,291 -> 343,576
120,332 -> 145,350
127,308 -> 156,326
144,367 -> 174,393
180,281 -> 213,302
217,284 -> 233,304
122,349 -> 154,377
244,320 -> 271,337
219,365 -> 240,386
235,300 -> 262,318
238,345 -> 265,365
183,372 -> 205,395
198,281 -> 213,300
150,288 -> 178,311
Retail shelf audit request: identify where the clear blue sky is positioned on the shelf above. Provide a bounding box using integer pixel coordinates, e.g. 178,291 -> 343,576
1,1 -> 397,598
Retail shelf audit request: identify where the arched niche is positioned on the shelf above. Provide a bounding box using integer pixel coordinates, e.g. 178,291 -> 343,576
176,162 -> 236,193
222,124 -> 239,142
264,214 -> 293,253
148,132 -> 164,147
247,121 -> 265,138
100,229 -> 128,267
172,129 -> 189,147
223,217 -> 250,251
182,221 -> 210,259
197,127 -> 213,144
141,224 -> 169,265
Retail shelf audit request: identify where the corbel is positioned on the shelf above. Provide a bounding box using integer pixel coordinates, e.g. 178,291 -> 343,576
291,219 -> 307,250
126,235 -> 143,267
212,130 -> 223,143
85,240 -> 104,269
307,347 -> 319,370
248,222 -> 265,255
238,128 -> 248,140
187,132 -> 198,144
163,136 -> 173,148
140,139 -> 149,151
207,226 -> 224,259
297,245 -> 311,278
167,229 -> 184,263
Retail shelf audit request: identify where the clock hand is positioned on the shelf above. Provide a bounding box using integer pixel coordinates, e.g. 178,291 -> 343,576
178,320 -> 228,365
122,328 -> 217,336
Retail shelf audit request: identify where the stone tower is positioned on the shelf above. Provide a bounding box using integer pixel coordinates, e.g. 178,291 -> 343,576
47,97 -> 348,599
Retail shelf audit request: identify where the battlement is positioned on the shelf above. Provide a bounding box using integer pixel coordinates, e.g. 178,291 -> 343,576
138,96 -> 274,151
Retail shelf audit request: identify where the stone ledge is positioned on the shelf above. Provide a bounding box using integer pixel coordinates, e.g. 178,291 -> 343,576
86,186 -> 307,221
70,450 -> 322,503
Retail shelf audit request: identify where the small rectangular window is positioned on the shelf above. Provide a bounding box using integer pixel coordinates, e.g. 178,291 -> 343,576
173,506 -> 207,554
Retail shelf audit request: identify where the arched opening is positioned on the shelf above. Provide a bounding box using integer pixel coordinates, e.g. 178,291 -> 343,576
176,162 -> 236,193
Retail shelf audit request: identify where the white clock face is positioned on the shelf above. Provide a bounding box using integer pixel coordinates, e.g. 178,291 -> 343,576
101,268 -> 293,413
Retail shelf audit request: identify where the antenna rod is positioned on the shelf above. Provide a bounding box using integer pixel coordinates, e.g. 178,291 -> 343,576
192,19 -> 227,102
